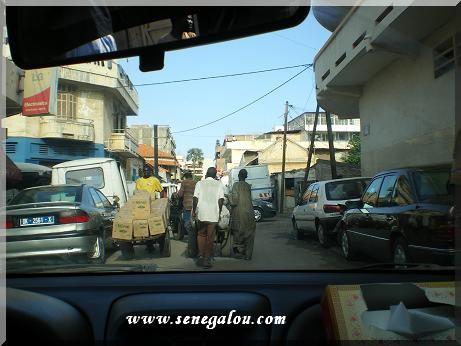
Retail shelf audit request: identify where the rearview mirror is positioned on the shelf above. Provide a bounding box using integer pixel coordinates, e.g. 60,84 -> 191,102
6,6 -> 309,70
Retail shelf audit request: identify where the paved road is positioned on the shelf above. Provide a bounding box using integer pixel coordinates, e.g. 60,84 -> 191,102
106,216 -> 368,271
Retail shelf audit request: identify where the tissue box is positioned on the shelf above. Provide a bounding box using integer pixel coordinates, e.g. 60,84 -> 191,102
321,282 -> 455,342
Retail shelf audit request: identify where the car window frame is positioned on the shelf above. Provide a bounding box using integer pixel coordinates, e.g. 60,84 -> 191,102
377,174 -> 398,207
65,167 -> 105,190
362,177 -> 384,208
309,184 -> 319,203
89,187 -> 104,209
391,174 -> 415,206
95,189 -> 112,208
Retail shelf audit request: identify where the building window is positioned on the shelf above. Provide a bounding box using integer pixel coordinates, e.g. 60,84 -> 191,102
57,85 -> 77,119
434,37 -> 454,78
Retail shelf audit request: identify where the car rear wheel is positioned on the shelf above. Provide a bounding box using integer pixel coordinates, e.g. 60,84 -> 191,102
316,223 -> 329,248
254,207 -> 263,222
392,237 -> 409,267
292,217 -> 303,240
340,228 -> 355,260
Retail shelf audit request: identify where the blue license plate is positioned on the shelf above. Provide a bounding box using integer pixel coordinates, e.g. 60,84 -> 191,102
20,216 -> 55,227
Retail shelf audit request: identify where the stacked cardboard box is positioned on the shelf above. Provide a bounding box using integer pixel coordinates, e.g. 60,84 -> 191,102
112,192 -> 169,240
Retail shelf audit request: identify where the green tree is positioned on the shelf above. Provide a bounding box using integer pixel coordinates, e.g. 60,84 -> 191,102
186,148 -> 204,178
343,134 -> 361,167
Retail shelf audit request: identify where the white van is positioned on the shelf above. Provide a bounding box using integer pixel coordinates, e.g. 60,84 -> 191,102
227,164 -> 272,201
51,158 -> 129,206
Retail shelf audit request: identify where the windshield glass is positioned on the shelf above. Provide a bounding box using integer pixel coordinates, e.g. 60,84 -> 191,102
325,179 -> 369,201
2,5 -> 457,273
10,186 -> 81,205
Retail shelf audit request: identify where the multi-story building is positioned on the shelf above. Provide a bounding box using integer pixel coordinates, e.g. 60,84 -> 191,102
216,126 -> 354,175
2,60 -> 140,179
314,6 -> 455,176
288,112 -> 360,146
127,125 -> 176,157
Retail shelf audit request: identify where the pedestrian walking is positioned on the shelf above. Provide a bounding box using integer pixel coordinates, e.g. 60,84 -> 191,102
229,169 -> 256,260
192,167 -> 225,269
178,171 -> 196,246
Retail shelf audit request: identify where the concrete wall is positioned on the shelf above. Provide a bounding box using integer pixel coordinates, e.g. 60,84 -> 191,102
360,22 -> 455,176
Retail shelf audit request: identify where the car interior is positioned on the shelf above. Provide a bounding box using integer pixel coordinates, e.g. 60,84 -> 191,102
2,4 -> 460,345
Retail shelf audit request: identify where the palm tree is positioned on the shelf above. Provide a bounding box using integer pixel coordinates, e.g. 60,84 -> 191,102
186,148 -> 204,178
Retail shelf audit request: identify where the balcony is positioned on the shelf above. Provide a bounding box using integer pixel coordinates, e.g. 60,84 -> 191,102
105,130 -> 138,158
314,6 -> 453,117
40,116 -> 95,142
58,62 -> 139,116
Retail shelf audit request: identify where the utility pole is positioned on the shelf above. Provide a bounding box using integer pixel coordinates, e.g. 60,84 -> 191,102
325,111 -> 338,179
153,124 -> 159,177
302,104 -> 320,192
280,101 -> 289,214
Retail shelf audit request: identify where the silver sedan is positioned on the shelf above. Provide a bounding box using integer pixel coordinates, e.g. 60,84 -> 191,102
3,184 -> 117,264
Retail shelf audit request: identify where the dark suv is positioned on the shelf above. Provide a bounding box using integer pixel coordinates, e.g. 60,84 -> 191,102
338,166 -> 455,266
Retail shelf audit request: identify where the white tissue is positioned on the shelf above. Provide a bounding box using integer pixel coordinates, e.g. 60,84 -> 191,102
361,302 -> 454,339
387,302 -> 454,339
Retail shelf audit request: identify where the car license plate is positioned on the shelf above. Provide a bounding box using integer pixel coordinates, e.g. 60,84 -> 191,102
20,216 -> 55,227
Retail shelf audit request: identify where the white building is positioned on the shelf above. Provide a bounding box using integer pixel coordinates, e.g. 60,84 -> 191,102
314,6 -> 455,176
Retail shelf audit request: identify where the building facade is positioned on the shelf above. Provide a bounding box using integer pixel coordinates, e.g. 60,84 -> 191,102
2,60 -> 139,176
217,129 -> 351,175
127,125 -> 176,157
314,6 -> 455,176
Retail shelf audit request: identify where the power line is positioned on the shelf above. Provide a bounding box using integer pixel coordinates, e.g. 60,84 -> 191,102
125,63 -> 311,88
172,65 -> 312,134
272,33 -> 320,52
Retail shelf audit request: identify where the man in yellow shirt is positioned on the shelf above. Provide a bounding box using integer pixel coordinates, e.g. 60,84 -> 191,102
135,167 -> 163,194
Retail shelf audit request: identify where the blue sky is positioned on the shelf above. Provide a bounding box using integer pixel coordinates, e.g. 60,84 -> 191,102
121,10 -> 331,160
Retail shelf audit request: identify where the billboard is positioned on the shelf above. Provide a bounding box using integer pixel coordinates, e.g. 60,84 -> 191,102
22,68 -> 58,116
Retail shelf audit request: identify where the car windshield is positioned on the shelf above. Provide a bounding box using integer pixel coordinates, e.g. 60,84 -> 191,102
2,5 -> 457,274
9,186 -> 81,205
325,179 -> 369,201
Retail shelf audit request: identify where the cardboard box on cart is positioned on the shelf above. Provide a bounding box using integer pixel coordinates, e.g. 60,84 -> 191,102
112,216 -> 133,241
133,219 -> 150,238
150,198 -> 169,226
130,193 -> 151,219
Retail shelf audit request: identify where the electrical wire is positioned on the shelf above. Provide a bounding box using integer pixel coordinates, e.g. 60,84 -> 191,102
122,63 -> 312,88
172,65 -> 311,134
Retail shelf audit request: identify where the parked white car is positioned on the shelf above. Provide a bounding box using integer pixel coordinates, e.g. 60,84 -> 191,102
291,177 -> 370,247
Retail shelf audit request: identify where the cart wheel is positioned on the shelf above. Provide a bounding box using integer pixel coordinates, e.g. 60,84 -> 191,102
221,229 -> 233,257
160,231 -> 171,257
174,215 -> 185,241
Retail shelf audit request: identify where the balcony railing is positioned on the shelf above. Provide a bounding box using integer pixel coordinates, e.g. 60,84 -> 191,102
40,116 -> 95,142
105,129 -> 138,158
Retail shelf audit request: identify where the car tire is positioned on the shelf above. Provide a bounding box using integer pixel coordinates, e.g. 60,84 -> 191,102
254,207 -> 263,222
392,237 -> 409,267
90,235 -> 106,264
316,222 -> 329,248
160,231 -> 171,257
340,228 -> 356,260
292,217 -> 303,240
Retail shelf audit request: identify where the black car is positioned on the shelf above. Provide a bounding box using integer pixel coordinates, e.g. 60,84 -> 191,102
338,166 -> 455,266
252,199 -> 277,222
